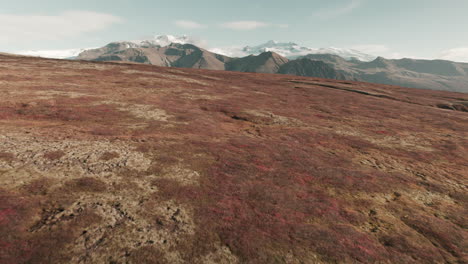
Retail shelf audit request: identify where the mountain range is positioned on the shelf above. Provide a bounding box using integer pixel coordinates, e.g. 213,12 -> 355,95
15,35 -> 468,93
18,35 -> 376,61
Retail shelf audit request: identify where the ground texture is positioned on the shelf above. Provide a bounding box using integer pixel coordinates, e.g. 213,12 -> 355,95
0,54 -> 467,263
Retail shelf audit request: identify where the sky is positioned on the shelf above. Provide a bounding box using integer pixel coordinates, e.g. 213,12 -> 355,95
1,0 -> 468,61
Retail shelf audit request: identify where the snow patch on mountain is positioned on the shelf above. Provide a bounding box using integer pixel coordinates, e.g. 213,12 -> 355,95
131,35 -> 207,48
217,40 -> 377,61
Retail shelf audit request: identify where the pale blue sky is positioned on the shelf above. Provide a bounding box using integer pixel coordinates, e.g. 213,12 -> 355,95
1,0 -> 468,60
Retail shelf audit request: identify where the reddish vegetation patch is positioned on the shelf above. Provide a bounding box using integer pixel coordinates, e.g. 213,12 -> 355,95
374,130 -> 388,134
0,190 -> 38,264
0,54 -> 467,263
0,208 -> 16,224
20,178 -> 55,196
177,142 -> 385,262
0,152 -> 14,162
64,177 -> 107,193
401,213 -> 466,258
126,246 -> 167,263
14,100 -> 125,123
43,150 -> 66,160
99,151 -> 120,161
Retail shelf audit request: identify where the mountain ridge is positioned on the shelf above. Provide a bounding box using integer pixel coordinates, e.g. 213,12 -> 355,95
74,41 -> 468,93
225,51 -> 289,74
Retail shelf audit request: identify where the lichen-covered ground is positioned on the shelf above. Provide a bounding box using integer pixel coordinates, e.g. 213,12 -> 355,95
0,54 -> 467,263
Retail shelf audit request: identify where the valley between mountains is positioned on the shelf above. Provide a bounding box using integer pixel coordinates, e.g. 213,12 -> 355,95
0,53 -> 467,263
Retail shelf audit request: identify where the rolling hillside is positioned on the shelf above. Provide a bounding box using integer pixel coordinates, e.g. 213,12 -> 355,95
0,54 -> 467,263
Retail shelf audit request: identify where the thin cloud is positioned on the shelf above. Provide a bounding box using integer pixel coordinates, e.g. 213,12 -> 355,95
220,21 -> 287,31
0,11 -> 123,44
221,21 -> 269,30
438,47 -> 468,63
351,44 -> 427,60
351,44 -> 390,54
313,0 -> 364,20
174,20 -> 205,29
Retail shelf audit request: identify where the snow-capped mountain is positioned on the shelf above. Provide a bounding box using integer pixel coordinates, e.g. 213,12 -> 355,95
16,48 -> 90,59
15,35 -> 200,60
131,35 -> 201,47
212,40 -> 376,61
310,47 -> 377,62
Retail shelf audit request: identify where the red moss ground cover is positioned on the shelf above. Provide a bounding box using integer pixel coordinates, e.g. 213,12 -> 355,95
0,54 -> 467,263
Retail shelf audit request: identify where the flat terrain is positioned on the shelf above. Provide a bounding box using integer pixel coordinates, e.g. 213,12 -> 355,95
0,54 -> 467,263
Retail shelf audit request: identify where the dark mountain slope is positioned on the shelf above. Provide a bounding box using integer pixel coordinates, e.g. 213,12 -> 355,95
296,56 -> 468,93
394,58 -> 466,76
77,43 -> 230,70
170,44 -> 231,70
225,51 -> 289,73
278,58 -> 353,80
